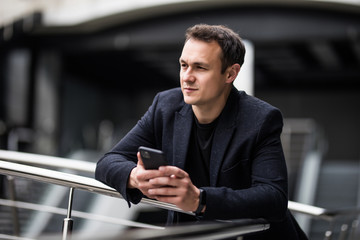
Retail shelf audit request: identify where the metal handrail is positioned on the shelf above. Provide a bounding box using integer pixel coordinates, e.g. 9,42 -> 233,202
0,160 -> 193,215
1,150 -> 360,240
120,219 -> 269,240
0,149 -> 95,173
0,197 -> 271,240
289,201 -> 360,221
288,201 -> 327,218
0,159 -> 272,239
1,150 -> 360,221
0,198 -> 163,229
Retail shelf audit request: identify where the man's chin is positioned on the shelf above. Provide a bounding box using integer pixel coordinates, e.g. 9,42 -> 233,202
183,96 -> 196,105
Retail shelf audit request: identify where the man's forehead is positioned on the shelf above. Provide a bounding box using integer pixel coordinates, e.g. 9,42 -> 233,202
180,39 -> 222,63
183,38 -> 221,50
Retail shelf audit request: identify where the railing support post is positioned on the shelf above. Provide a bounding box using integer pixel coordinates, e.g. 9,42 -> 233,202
7,176 -> 20,236
324,230 -> 332,240
338,224 -> 349,240
349,219 -> 359,240
62,187 -> 75,240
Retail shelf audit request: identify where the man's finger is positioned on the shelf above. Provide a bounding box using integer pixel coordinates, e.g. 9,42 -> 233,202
137,152 -> 145,168
158,165 -> 188,178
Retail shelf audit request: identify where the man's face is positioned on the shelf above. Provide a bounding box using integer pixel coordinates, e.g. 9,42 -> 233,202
179,38 -> 231,109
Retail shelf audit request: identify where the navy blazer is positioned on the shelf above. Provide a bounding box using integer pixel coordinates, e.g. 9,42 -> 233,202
96,87 -> 308,240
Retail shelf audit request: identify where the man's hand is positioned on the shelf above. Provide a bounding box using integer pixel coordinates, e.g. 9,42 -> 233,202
127,152 -> 164,197
128,152 -> 201,212
147,166 -> 200,212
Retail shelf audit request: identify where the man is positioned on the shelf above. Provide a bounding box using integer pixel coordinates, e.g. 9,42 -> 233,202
95,24 -> 307,239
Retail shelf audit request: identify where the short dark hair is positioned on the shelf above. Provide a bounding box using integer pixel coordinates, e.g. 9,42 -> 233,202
185,24 -> 246,73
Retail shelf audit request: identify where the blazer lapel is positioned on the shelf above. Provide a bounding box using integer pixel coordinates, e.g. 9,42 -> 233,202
173,104 -> 193,169
209,88 -> 238,186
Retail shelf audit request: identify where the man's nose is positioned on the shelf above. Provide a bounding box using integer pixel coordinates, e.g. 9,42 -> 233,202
182,68 -> 195,82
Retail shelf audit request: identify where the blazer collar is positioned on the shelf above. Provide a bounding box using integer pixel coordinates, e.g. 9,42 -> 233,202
173,87 -> 239,185
173,103 -> 193,169
209,87 -> 238,186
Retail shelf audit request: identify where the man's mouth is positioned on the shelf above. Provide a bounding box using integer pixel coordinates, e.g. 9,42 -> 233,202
183,87 -> 197,93
183,85 -> 197,90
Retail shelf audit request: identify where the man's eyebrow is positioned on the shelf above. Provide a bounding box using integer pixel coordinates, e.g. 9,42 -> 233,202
179,59 -> 210,67
194,62 -> 210,68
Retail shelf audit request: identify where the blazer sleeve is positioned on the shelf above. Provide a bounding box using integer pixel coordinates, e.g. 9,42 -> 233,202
95,92 -> 161,206
203,108 -> 289,222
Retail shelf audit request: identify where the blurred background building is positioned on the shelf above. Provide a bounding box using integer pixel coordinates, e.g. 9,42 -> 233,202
0,0 -> 360,239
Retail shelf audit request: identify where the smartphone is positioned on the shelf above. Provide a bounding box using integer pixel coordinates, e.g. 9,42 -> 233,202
138,146 -> 168,170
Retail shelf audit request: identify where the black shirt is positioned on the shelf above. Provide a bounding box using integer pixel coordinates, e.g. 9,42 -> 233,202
176,114 -> 218,223
186,115 -> 218,188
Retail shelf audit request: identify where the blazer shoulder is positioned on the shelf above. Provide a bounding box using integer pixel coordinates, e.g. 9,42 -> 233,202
237,90 -> 281,114
233,90 -> 283,128
154,87 -> 186,111
157,88 -> 183,101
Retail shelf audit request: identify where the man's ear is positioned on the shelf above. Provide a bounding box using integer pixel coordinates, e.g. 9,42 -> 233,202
226,63 -> 241,83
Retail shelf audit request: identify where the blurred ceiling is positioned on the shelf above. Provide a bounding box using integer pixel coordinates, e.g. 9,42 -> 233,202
1,0 -> 360,90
